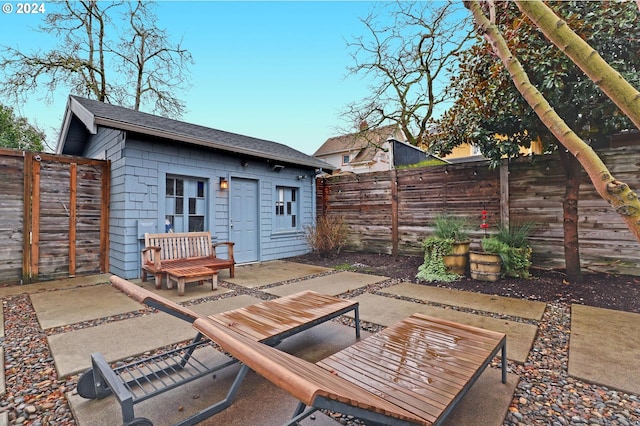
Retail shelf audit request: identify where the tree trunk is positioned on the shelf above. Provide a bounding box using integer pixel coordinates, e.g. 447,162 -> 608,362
558,149 -> 583,283
515,0 -> 640,130
465,0 -> 640,242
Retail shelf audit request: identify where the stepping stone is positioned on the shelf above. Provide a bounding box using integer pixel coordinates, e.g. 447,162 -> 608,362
266,271 -> 387,297
31,284 -> 141,329
224,261 -> 332,288
31,281 -> 232,330
569,305 -> 640,395
48,295 -> 261,377
383,282 -> 547,320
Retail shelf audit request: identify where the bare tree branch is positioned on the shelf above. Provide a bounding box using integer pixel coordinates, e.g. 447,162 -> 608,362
343,1 -> 473,149
0,0 -> 192,117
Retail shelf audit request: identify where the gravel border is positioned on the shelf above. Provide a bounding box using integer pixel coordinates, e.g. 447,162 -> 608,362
1,275 -> 639,425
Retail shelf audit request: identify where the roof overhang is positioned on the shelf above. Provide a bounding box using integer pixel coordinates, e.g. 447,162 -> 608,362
57,96 -> 333,170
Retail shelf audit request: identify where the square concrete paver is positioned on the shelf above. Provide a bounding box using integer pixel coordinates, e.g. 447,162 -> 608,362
352,293 -> 537,363
384,282 -> 547,320
31,284 -> 141,329
569,305 -> 640,395
49,295 -> 262,377
0,274 -> 111,298
266,271 -> 388,297
224,261 -> 332,288
31,280 -> 231,330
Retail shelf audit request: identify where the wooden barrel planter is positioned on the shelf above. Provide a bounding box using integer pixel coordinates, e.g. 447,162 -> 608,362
469,251 -> 502,282
443,241 -> 470,276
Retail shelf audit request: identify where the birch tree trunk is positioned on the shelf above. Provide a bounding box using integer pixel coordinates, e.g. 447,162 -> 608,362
465,0 -> 640,241
515,0 -> 640,130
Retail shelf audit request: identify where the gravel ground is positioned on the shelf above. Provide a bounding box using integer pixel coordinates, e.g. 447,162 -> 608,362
1,254 -> 640,425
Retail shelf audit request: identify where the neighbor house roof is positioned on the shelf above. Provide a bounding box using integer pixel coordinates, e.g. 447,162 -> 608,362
57,95 -> 333,170
313,124 -> 405,161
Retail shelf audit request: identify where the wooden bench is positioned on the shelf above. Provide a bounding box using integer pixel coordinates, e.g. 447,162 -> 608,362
194,312 -> 507,426
141,231 -> 235,289
77,276 -> 360,426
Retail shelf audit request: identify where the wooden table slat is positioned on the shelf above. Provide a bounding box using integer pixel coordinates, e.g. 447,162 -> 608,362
325,344 -> 472,392
210,291 -> 357,342
319,355 -> 447,419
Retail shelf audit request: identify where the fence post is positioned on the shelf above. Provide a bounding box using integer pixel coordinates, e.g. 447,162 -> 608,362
22,152 -> 33,283
391,169 -> 398,256
101,160 -> 111,273
500,159 -> 510,227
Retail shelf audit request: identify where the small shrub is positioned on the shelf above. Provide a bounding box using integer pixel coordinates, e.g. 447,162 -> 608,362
494,222 -> 535,248
304,215 -> 348,257
432,214 -> 470,242
481,236 -> 509,256
416,236 -> 460,283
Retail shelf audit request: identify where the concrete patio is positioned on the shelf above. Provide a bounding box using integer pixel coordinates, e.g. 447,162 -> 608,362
1,260 -> 638,425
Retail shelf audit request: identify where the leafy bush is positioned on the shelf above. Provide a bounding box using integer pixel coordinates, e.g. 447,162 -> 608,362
416,236 -> 460,283
304,215 -> 348,257
416,214 -> 470,283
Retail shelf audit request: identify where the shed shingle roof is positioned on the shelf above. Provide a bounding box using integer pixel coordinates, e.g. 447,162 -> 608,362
58,95 -> 333,170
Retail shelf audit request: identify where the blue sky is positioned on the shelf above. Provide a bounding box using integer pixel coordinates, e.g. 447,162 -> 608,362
0,1 -> 403,155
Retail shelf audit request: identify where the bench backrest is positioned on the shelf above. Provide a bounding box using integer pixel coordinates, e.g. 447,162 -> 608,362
144,231 -> 212,262
193,316 -> 425,425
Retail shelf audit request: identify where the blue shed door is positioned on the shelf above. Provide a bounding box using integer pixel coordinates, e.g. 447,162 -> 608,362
230,177 -> 259,263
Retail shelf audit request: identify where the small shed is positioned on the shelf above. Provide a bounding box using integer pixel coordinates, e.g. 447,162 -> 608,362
56,95 -> 333,280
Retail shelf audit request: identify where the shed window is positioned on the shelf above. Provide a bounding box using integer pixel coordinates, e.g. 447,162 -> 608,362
166,176 -> 206,232
275,186 -> 297,230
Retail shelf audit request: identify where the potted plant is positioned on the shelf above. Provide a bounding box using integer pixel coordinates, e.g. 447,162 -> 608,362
469,237 -> 504,282
471,222 -> 534,280
494,222 -> 534,278
469,208 -> 502,282
416,214 -> 470,282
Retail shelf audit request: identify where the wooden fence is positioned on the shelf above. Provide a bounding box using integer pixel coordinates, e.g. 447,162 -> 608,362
317,145 -> 640,276
0,149 -> 110,284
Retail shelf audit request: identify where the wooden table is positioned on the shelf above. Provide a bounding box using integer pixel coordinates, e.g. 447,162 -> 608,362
316,313 -> 508,425
165,266 -> 218,296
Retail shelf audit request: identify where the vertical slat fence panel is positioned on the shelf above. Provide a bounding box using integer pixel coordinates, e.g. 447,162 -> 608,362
0,149 -> 109,284
76,163 -> 104,275
0,150 -> 25,283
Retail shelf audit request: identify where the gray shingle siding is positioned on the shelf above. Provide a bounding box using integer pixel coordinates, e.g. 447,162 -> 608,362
58,96 -> 321,279
102,135 -> 316,279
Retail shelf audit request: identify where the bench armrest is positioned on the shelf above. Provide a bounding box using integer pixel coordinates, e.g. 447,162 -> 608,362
141,245 -> 161,268
212,241 -> 235,262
